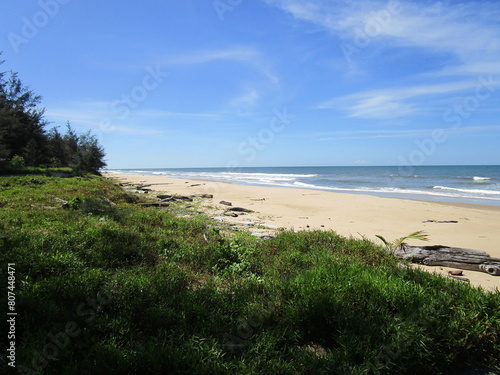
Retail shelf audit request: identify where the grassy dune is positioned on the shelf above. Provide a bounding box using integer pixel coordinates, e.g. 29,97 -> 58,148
1,176 -> 499,374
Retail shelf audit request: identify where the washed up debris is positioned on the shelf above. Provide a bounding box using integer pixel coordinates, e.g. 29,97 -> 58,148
395,245 -> 500,276
140,202 -> 170,207
213,216 -> 255,226
423,220 -> 458,223
192,194 -> 213,198
157,195 -> 193,202
137,184 -> 152,192
251,232 -> 275,239
228,207 -> 254,213
448,274 -> 470,283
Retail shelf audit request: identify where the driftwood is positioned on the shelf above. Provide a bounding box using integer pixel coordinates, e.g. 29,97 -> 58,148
395,245 -> 500,276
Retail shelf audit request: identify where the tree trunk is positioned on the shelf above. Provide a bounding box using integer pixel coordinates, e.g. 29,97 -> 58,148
395,245 -> 500,276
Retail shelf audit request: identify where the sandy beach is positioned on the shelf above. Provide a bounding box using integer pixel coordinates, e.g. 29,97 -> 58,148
105,172 -> 500,292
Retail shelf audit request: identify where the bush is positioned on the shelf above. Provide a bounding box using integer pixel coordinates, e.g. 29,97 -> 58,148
9,155 -> 26,169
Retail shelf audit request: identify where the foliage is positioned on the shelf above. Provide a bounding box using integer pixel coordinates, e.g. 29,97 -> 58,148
0,176 -> 498,375
8,155 -> 25,170
376,230 -> 429,254
0,55 -> 105,174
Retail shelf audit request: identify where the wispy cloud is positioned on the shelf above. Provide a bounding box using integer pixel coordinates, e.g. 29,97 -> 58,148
161,46 -> 279,84
305,124 -> 500,141
265,0 -> 500,118
318,80 -> 491,118
265,0 -> 500,72
164,46 -> 257,65
228,87 -> 260,108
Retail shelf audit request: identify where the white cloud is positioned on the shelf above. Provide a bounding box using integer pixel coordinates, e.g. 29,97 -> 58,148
265,0 -> 500,70
162,46 -> 279,84
228,88 -> 260,108
318,80 -> 492,118
265,0 -> 500,118
164,46 -> 257,65
309,124 -> 500,141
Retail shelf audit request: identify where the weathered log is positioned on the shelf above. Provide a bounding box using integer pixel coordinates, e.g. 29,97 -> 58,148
157,195 -> 193,202
192,194 -> 213,199
228,207 -> 254,213
395,245 -> 500,276
140,202 -> 170,207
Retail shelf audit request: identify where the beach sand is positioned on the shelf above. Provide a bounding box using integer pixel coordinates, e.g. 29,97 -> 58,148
104,172 -> 500,292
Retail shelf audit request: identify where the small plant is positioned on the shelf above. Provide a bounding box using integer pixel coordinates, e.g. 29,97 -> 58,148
9,155 -> 26,170
66,196 -> 83,210
376,230 -> 429,254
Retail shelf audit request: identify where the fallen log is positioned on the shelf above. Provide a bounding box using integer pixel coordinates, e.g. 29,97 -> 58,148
228,207 -> 254,213
395,245 -> 500,276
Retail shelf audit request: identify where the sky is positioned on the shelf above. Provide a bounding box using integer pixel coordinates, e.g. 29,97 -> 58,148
1,0 -> 499,169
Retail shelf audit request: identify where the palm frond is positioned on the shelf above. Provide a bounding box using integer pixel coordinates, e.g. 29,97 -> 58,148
376,231 -> 429,254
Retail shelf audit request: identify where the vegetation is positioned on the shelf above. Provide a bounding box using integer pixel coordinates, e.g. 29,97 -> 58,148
1,176 -> 499,374
376,230 -> 429,254
0,54 -> 105,175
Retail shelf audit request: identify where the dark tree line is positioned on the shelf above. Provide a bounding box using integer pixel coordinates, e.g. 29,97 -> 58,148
0,55 -> 106,175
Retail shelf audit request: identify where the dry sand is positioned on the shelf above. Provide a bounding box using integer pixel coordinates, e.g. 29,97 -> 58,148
105,172 -> 500,292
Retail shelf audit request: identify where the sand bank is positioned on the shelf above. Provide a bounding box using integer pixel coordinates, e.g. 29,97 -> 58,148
104,172 -> 500,292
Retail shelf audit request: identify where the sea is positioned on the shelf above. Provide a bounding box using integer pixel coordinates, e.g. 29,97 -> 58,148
106,165 -> 500,207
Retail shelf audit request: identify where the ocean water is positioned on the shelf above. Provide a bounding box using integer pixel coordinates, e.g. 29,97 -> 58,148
107,165 -> 500,206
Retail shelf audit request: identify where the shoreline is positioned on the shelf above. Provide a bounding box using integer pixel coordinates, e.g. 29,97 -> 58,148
104,172 -> 500,292
104,166 -> 500,208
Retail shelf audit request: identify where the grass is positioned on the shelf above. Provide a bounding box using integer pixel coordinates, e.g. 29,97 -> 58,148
1,175 -> 499,374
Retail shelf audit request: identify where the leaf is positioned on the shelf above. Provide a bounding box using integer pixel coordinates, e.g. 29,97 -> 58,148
375,235 -> 390,246
376,231 -> 429,254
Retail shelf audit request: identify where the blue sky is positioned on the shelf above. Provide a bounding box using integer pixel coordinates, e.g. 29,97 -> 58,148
1,0 -> 499,169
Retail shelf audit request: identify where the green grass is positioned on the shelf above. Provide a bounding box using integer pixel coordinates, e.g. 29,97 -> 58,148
1,176 -> 499,374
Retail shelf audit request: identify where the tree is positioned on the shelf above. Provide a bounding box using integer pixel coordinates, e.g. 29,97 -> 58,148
0,56 -> 47,166
0,54 -> 107,174
62,122 -> 79,166
47,123 -> 107,174
46,127 -> 66,167
75,131 -> 106,174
